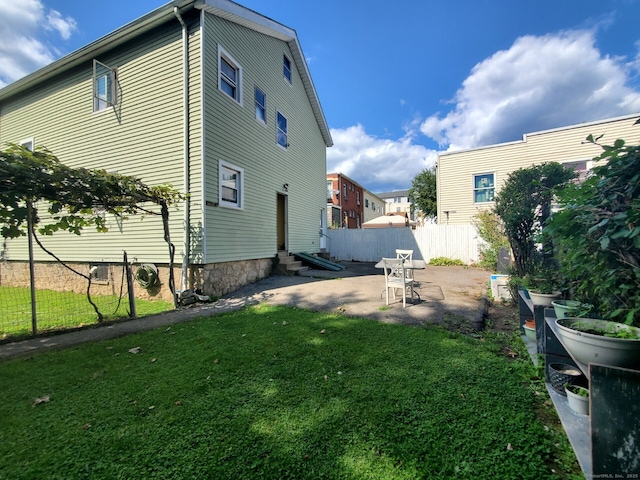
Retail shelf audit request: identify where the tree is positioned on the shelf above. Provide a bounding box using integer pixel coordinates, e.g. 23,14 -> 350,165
1,143 -> 185,318
494,162 -> 575,278
408,167 -> 436,220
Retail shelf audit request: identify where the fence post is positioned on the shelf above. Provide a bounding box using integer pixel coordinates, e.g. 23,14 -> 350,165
124,251 -> 137,319
27,203 -> 37,335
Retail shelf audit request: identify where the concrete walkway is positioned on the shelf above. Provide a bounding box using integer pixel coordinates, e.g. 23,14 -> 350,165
0,262 -> 491,361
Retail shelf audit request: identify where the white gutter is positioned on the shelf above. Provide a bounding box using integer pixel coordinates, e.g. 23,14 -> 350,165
174,7 -> 191,292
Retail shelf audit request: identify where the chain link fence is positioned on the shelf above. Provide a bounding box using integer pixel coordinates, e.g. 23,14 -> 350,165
0,255 -> 173,339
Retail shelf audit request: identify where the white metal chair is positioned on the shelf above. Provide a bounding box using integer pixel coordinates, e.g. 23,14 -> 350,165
382,257 -> 414,308
396,249 -> 414,279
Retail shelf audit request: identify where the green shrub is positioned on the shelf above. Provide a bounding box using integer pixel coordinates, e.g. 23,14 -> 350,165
429,257 -> 465,266
472,210 -> 510,271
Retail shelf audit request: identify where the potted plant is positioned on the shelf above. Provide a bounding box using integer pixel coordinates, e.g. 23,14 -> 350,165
555,318 -> 640,369
551,299 -> 582,319
523,322 -> 536,342
523,271 -> 562,307
564,383 -> 589,415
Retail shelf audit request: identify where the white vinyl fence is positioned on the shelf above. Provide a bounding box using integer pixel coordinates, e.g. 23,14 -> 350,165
324,224 -> 481,264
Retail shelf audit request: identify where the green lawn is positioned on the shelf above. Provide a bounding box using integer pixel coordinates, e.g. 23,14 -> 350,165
0,305 -> 582,479
0,286 -> 174,338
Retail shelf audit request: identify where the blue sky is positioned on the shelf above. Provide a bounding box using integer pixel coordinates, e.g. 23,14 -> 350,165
1,0 -> 640,193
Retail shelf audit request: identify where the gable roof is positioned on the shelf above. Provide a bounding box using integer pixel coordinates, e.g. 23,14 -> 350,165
0,0 -> 333,147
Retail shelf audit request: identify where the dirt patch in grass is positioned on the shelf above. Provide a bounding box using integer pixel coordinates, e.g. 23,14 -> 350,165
486,300 -> 519,334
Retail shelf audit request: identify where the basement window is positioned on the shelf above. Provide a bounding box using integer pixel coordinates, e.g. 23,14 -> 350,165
89,263 -> 110,284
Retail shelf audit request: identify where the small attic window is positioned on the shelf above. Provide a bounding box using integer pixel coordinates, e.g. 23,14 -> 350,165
93,59 -> 118,111
283,55 -> 292,84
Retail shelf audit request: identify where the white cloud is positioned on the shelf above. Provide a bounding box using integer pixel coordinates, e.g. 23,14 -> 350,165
421,30 -> 640,150
0,0 -> 77,87
327,124 -> 436,193
46,9 -> 77,41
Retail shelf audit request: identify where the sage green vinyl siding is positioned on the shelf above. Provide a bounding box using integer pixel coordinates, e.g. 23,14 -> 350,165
202,13 -> 326,263
437,115 -> 640,224
1,20 -> 202,264
187,18 -> 204,263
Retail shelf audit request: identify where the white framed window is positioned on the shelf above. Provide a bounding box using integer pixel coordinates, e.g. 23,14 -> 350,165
277,111 -> 288,149
563,160 -> 589,183
19,138 -> 34,151
218,46 -> 242,104
219,160 -> 244,209
255,86 -> 266,124
473,173 -> 495,203
283,54 -> 292,84
93,59 -> 117,112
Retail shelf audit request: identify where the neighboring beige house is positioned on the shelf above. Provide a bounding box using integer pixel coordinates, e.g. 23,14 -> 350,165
377,190 -> 413,218
436,113 -> 640,225
362,190 -> 385,223
0,0 -> 332,299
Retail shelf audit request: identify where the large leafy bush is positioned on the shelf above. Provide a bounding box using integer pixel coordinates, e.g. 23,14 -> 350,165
545,131 -> 640,326
494,162 -> 576,277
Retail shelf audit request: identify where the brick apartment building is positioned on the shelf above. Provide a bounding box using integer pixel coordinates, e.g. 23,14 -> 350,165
326,173 -> 364,228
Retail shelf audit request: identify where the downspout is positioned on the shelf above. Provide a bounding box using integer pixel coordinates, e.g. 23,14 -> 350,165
174,7 -> 190,291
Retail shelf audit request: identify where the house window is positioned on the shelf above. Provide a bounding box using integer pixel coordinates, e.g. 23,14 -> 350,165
93,59 -> 117,112
277,111 -> 288,148
19,138 -> 34,151
283,55 -> 292,84
219,160 -> 244,209
563,160 -> 589,183
255,86 -> 266,123
365,199 -> 369,208
356,191 -> 360,205
342,183 -> 347,200
473,173 -> 495,203
219,46 -> 242,104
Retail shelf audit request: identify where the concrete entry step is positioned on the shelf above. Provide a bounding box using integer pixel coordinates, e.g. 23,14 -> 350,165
275,251 -> 310,275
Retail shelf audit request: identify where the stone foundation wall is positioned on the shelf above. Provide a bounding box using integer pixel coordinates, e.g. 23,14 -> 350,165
0,258 -> 274,304
192,258 -> 274,298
